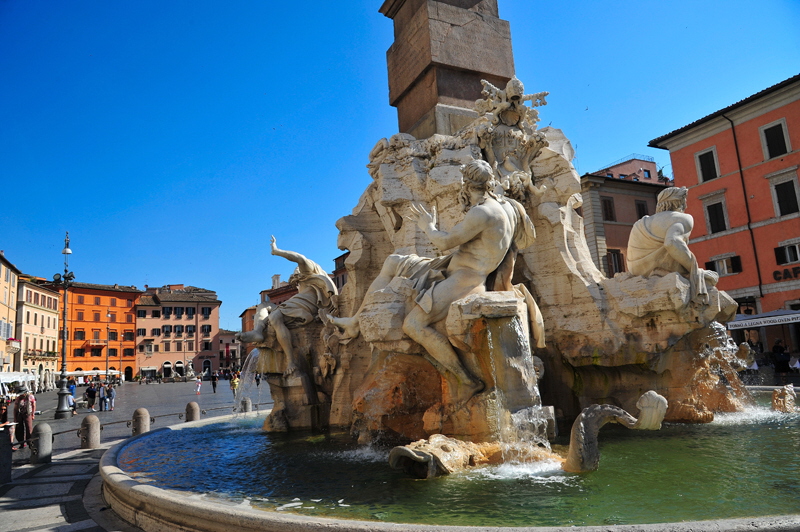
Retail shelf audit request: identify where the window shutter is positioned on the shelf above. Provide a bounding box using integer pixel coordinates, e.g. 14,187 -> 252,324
775,246 -> 788,265
730,256 -> 742,273
705,261 -> 717,272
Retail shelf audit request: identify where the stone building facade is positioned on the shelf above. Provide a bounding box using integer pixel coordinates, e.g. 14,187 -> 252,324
16,275 -> 60,379
0,252 -> 21,373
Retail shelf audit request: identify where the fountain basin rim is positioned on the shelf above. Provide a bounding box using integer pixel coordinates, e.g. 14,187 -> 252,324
100,411 -> 800,532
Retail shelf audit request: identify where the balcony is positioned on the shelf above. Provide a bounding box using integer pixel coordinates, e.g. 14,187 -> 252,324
87,339 -> 108,347
6,339 -> 21,353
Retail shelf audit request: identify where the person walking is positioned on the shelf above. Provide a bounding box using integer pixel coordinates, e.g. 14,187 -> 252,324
108,384 -> 116,411
210,372 -> 218,393
86,383 -> 97,412
98,383 -> 107,412
13,385 -> 36,450
195,376 -> 202,395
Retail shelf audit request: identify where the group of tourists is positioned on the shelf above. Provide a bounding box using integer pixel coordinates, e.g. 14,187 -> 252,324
82,382 -> 116,413
0,385 -> 37,450
197,371 -> 243,395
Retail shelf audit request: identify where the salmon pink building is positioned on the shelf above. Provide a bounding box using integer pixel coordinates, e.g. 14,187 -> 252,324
650,73 -> 800,349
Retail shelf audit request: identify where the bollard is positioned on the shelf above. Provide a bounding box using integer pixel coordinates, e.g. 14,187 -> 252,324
185,402 -> 200,422
132,408 -> 150,436
30,423 -> 52,464
240,397 -> 253,413
80,415 -> 101,449
0,427 -> 11,484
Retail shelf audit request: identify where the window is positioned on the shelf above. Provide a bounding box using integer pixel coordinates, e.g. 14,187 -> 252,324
33,313 -> 37,326
26,311 -> 30,324
124,331 -> 134,341
77,311 -> 84,321
151,310 -> 161,318
186,325 -> 196,335
176,341 -> 182,351
109,313 -> 116,322
151,328 -> 161,336
175,307 -> 184,318
74,330 -> 85,341
93,312 -> 100,321
643,169 -> 651,179
187,341 -> 194,351
695,148 -> 719,182
760,119 -> 790,159
73,348 -> 84,357
163,325 -> 172,337
201,325 -> 212,337
91,348 -> 102,357
186,307 -> 195,319
126,314 -> 133,323
704,255 -> 742,276
203,341 -> 213,351
619,174 -> 627,180
605,249 -> 625,276
163,307 -> 172,318
767,168 -> 800,218
127,299 -> 133,308
775,243 -> 800,265
706,202 -> 727,233
78,296 -> 84,304
138,345 -> 145,353
109,348 -> 118,357
201,307 -> 211,319
110,298 -> 117,307
137,310 -> 146,318
123,348 -> 134,357
93,330 -> 101,340
153,345 -> 159,353
175,325 -> 184,336
600,197 -> 616,221
164,342 -> 171,352
137,328 -> 146,337
94,297 -> 101,305
108,331 -> 118,341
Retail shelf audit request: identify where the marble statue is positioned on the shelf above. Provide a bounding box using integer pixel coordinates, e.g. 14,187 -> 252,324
328,159 -> 537,406
772,384 -> 796,413
474,77 -> 549,204
239,237 -> 338,377
627,186 -> 719,304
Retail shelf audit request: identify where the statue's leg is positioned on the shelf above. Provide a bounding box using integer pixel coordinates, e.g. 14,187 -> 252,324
402,275 -> 485,404
268,310 -> 297,376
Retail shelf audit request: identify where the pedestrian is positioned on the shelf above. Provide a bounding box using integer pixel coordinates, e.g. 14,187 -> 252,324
230,374 -> 240,396
108,385 -> 116,411
86,383 -> 97,412
255,373 -> 261,387
68,379 -> 76,397
99,383 -> 107,411
211,372 -> 218,393
195,376 -> 202,395
68,393 -> 77,415
0,400 -> 13,443
13,385 -> 36,450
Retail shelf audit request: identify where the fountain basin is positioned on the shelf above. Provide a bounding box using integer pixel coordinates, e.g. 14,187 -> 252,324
101,409 -> 800,531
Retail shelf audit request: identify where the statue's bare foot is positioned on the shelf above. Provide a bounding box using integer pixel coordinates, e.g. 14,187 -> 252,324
451,378 -> 485,408
238,330 -> 265,343
324,313 -> 360,340
283,364 -> 299,378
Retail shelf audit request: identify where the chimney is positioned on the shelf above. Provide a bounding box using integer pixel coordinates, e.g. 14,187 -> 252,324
272,274 -> 281,289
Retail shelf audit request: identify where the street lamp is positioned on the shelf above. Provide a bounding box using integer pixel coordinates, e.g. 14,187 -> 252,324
53,232 -> 75,420
106,310 -> 111,383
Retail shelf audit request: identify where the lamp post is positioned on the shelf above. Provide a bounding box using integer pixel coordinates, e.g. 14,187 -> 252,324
106,310 -> 111,383
53,232 -> 75,420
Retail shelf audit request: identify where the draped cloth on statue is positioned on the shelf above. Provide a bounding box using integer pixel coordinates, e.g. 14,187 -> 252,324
627,217 -> 709,305
279,262 -> 338,327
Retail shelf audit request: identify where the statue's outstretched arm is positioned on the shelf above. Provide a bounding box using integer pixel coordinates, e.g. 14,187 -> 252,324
270,235 -> 314,272
407,203 -> 486,251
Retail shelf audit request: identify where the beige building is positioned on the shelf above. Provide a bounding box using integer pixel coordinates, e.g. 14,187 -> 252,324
135,284 -> 221,379
580,155 -> 671,276
0,251 -> 21,373
16,276 -> 61,384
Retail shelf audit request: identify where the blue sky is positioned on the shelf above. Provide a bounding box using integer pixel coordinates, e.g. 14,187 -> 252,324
1,1 -> 798,330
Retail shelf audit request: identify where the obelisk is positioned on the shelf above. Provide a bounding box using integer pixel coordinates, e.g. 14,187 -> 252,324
380,0 -> 515,139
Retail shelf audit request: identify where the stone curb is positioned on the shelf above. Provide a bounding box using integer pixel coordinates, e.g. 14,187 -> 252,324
99,411 -> 800,532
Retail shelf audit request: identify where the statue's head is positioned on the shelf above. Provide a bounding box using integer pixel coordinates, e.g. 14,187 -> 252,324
459,159 -> 498,212
656,186 -> 688,213
506,77 -> 525,102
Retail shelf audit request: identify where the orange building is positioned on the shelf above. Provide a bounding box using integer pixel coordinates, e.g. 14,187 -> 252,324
650,73 -> 800,347
51,282 -> 143,381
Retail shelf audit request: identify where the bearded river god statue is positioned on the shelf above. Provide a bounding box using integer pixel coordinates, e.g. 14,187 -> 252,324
238,76 -> 749,460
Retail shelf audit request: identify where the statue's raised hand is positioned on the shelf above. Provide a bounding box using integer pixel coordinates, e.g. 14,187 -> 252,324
270,235 -> 278,255
407,202 -> 437,230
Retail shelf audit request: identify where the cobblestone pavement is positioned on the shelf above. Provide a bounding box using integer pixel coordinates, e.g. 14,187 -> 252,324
1,380 -> 272,532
